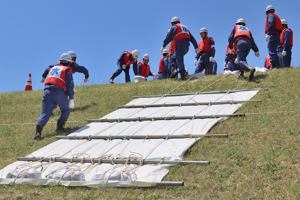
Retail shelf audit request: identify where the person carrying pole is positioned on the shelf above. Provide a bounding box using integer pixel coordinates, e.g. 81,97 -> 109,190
157,49 -> 170,80
34,53 -> 75,140
109,50 -> 140,84
228,18 -> 260,81
194,28 -> 216,75
265,5 -> 282,69
40,51 -> 89,83
137,54 -> 155,79
161,16 -> 199,80
278,19 -> 293,68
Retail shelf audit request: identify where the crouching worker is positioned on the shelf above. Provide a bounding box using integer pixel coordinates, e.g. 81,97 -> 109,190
34,53 -> 75,140
137,54 -> 155,80
157,49 -> 170,80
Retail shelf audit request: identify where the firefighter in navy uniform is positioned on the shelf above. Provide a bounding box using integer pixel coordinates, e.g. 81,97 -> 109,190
157,49 -> 170,80
278,19 -> 293,68
137,54 -> 155,80
34,53 -> 75,140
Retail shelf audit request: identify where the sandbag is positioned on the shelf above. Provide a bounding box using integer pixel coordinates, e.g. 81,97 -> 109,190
189,73 -> 205,79
6,168 -> 41,179
91,171 -> 131,181
134,76 -> 146,83
49,168 -> 85,181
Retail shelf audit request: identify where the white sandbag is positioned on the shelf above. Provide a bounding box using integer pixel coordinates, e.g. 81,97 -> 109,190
6,168 -> 41,179
91,171 -> 131,181
254,67 -> 268,73
223,70 -> 239,74
134,76 -> 146,83
49,168 -> 85,181
189,73 -> 205,79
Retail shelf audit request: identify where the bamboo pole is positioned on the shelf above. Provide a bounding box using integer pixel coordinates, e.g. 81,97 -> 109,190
132,88 -> 268,98
118,100 -> 262,109
17,157 -> 210,165
87,114 -> 245,123
56,134 -> 228,140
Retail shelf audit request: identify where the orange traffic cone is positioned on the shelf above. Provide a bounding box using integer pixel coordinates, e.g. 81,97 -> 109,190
25,73 -> 32,91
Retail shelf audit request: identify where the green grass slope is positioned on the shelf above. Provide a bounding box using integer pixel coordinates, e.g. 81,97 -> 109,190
0,68 -> 299,199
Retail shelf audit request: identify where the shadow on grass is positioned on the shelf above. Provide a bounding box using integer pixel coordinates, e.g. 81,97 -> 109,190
50,102 -> 98,117
42,126 -> 84,139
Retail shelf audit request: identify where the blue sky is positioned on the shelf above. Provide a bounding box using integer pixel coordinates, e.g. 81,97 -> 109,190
0,0 -> 299,93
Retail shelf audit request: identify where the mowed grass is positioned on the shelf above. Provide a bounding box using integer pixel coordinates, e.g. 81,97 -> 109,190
0,68 -> 299,199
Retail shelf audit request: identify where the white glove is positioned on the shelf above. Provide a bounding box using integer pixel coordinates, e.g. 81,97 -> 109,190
84,78 -> 89,83
223,63 -> 228,70
152,73 -> 156,76
266,35 -> 270,41
234,58 -> 239,64
122,64 -> 126,70
40,77 -> 45,83
194,48 -> 200,54
194,60 -> 198,66
255,52 -> 261,57
282,51 -> 287,57
160,47 -> 165,53
209,57 -> 214,62
69,99 -> 75,109
229,49 -> 235,54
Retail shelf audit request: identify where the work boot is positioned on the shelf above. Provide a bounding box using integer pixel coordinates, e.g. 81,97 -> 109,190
34,125 -> 43,140
236,70 -> 244,79
109,79 -> 114,84
179,71 -> 186,80
55,119 -> 69,132
245,64 -> 256,82
169,69 -> 178,78
274,60 -> 281,69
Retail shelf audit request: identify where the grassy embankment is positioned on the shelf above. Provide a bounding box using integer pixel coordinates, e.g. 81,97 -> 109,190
0,68 -> 299,199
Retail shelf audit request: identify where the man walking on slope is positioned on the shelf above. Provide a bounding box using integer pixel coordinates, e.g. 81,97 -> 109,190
265,5 -> 282,69
194,28 -> 216,75
161,16 -> 199,80
228,18 -> 260,81
41,51 -> 89,84
109,50 -> 140,84
34,53 -> 75,140
278,19 -> 293,68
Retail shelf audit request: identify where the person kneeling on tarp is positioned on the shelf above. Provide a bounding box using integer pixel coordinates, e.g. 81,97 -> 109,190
157,49 -> 170,80
137,54 -> 155,80
34,53 -> 75,140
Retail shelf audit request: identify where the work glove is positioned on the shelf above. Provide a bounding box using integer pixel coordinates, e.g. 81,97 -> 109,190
265,35 -> 270,41
229,49 -> 235,54
84,78 -> 89,83
152,73 -> 156,76
255,52 -> 261,57
234,58 -> 239,64
224,63 -> 228,70
194,60 -> 198,66
282,51 -> 287,56
69,99 -> 75,109
194,48 -> 200,54
40,77 -> 45,83
209,57 -> 214,62
122,64 -> 126,70
160,47 -> 165,53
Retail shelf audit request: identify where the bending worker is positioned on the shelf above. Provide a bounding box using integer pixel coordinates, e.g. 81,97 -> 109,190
161,16 -> 199,80
41,51 -> 89,83
194,28 -> 216,75
265,5 -> 282,69
34,53 -> 75,140
137,54 -> 155,79
228,18 -> 260,81
109,50 -> 139,84
278,19 -> 293,68
157,49 -> 170,80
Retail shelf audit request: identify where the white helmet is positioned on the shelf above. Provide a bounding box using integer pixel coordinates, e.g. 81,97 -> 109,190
236,18 -> 246,25
143,54 -> 150,60
60,53 -> 72,63
266,5 -> 275,12
281,19 -> 288,25
132,50 -> 140,59
162,49 -> 169,54
200,27 -> 208,33
185,69 -> 188,73
171,16 -> 180,23
68,51 -> 77,58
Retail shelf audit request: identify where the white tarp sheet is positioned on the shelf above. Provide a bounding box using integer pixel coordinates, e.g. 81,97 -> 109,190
0,89 -> 260,187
